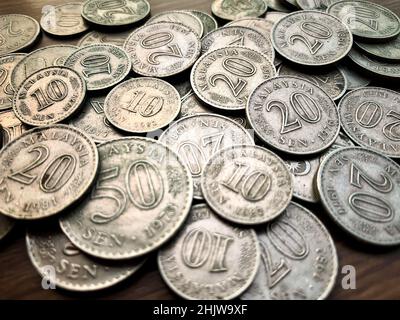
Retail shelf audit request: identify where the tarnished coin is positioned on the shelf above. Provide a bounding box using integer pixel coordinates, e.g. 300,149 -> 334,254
11,45 -> 78,91
318,147 -> 400,246
272,11 -> 353,66
40,2 -> 89,36
278,64 -> 347,101
13,66 -> 86,126
188,10 -> 218,37
338,62 -> 371,90
82,0 -> 150,27
158,203 -> 260,300
0,54 -> 26,111
70,93 -> 124,143
0,125 -> 98,220
355,37 -> 400,62
64,44 -> 131,91
0,214 -> 14,240
191,46 -> 276,111
201,26 -> 275,63
327,1 -> 400,41
146,11 -> 203,38
241,202 -> 338,300
348,47 -> 400,79
27,223 -> 145,291
60,137 -> 193,259
297,0 -> 341,11
0,110 -> 28,148
211,0 -> 267,21
339,87 -> 400,159
159,114 -> 254,199
78,30 -> 132,47
202,145 -> 293,225
104,77 -> 180,133
123,22 -> 201,77
0,14 -> 40,55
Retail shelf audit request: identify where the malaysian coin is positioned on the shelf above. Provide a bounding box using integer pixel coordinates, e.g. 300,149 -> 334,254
226,17 -> 275,36
0,54 -> 26,111
158,203 -> 260,300
146,11 -> 203,38
11,45 -> 78,90
78,30 -> 133,47
40,2 -> 89,36
201,26 -> 275,63
337,62 -> 371,90
188,10 -> 218,37
64,44 -> 131,91
27,223 -> 145,291
82,0 -> 150,27
0,125 -> 98,220
70,93 -> 124,143
211,0 -> 267,21
265,0 -> 292,12
60,137 -> 193,259
104,78 -> 180,133
0,14 -> 40,55
241,202 -> 338,300
318,147 -> 400,246
13,66 -> 86,126
355,37 -> 400,62
202,145 -> 293,225
271,11 -> 353,66
265,11 -> 289,24
247,76 -> 340,155
0,214 -> 14,241
327,1 -> 400,41
339,87 -> 400,159
297,0 -> 341,11
320,130 -> 355,161
278,64 -> 347,101
159,114 -> 254,199
0,110 -> 28,148
191,46 -> 276,111
123,22 -> 201,77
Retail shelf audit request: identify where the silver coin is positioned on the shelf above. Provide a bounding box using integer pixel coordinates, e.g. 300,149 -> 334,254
191,46 -> 276,111
241,201 -> 338,300
318,147 -> 400,246
0,214 -> 14,241
265,11 -> 289,24
272,11 -> 353,66
339,87 -> 400,159
297,0 -> 341,11
60,137 -> 193,260
355,36 -> 400,62
247,76 -> 340,155
201,145 -> 293,225
159,114 -> 254,199
158,203 -> 260,300
188,10 -> 218,37
164,73 -> 193,100
0,109 -> 28,148
211,0 -> 267,21
264,0 -> 292,13
78,30 -> 133,47
337,62 -> 371,90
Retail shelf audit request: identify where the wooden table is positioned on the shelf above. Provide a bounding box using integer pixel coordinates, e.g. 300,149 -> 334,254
0,0 -> 399,300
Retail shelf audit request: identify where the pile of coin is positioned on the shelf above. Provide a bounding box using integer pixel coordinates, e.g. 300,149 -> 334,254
1,0 -> 400,300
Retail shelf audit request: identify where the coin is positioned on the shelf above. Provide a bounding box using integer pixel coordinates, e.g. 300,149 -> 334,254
247,76 -> 340,155
355,37 -> 400,62
201,26 -> 275,63
191,46 -> 276,111
123,22 -> 201,78
337,62 -> 371,90
40,2 -> 89,36
104,77 -> 181,133
278,64 -> 347,101
78,30 -> 133,47
11,45 -> 78,91
188,10 -> 218,37
272,11 -> 353,66
158,203 -> 260,300
317,147 -> 400,246
0,214 -> 14,241
82,0 -> 150,27
202,145 -> 293,225
70,93 -> 124,143
211,0 -> 267,21
164,70 -> 192,100
264,0 -> 291,12
27,222 -> 145,291
265,11 -> 289,24
0,110 -> 28,148
339,87 -> 400,159
60,137 -> 193,259
146,11 -> 203,38
241,201 -> 338,300
0,14 -> 40,55
0,53 -> 26,111
0,124 -> 98,220
159,114 -> 254,199
327,1 -> 400,41
64,44 -> 131,91
13,66 -> 86,127
226,17 -> 275,36
297,0 -> 341,11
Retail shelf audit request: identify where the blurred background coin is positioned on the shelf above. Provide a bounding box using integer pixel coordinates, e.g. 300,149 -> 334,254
211,0 -> 267,21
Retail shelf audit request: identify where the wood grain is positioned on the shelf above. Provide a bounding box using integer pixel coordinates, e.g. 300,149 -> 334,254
0,0 -> 399,300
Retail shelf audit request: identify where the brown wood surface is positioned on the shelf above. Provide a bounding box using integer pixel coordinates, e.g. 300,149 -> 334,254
0,0 -> 399,300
